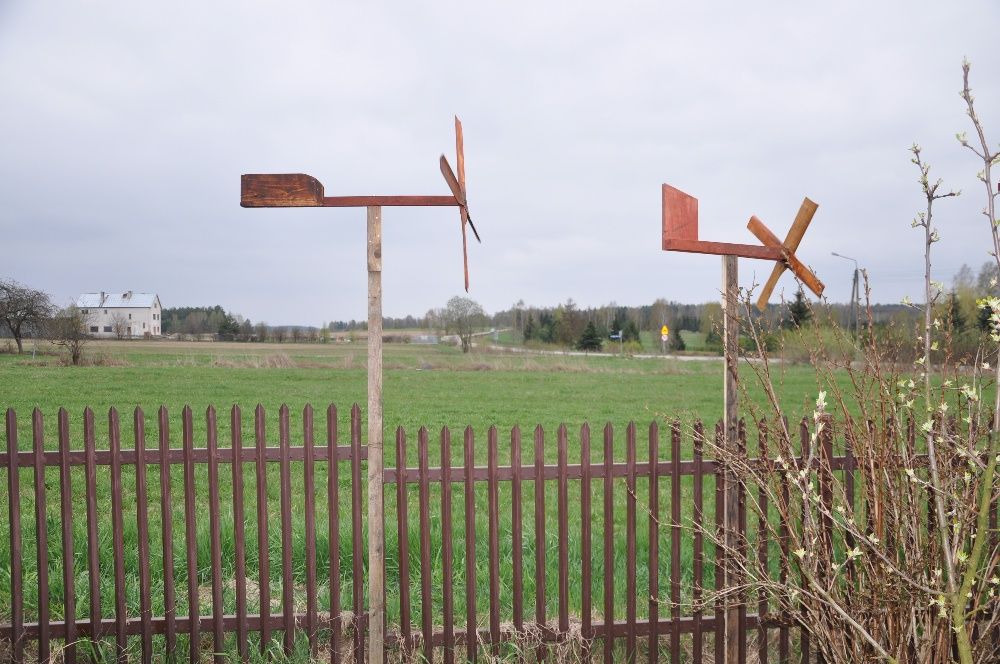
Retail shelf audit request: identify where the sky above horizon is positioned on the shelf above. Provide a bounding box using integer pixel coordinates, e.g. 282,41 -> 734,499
1,2 -> 998,326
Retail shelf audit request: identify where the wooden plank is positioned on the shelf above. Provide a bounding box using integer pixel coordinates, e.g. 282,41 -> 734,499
350,405 -> 364,663
603,423 -> 615,664
511,427 -> 524,644
714,422 -> 725,664
753,198 -> 818,310
84,408 -> 102,649
231,406 -> 249,663
6,409 -> 24,664
279,405 -> 295,655
395,428 -> 412,658
737,420 -> 748,664
158,408 -> 177,656
327,405 -> 341,664
625,423 -> 637,663
662,238 -> 781,261
798,420 -> 811,664
240,173 -> 324,207
580,424 -> 592,657
670,421 -> 682,664
441,427 -> 456,664
418,428 -> 433,663
488,426 -> 502,655
534,425 -> 546,664
134,408 -> 153,664
747,215 -> 824,298
325,195 -> 457,207
303,406 -> 319,657
648,422 -> 660,664
556,425 -> 569,638
182,407 -> 200,663
778,419 -> 790,662
207,407 -> 225,662
756,421 -> 769,664
465,427 -> 478,663
367,204 -> 386,664
254,405 -> 272,654
31,410 -> 51,663
110,409 -> 128,662
57,409 -> 77,664
692,422 -> 704,663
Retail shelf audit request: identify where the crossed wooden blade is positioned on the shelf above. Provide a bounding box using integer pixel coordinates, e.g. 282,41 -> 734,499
747,198 -> 824,311
439,116 -> 480,292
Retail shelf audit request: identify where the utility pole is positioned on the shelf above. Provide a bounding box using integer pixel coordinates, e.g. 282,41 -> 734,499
831,252 -> 860,337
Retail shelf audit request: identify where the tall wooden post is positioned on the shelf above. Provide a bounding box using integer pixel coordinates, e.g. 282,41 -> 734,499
721,256 -> 740,663
367,206 -> 385,663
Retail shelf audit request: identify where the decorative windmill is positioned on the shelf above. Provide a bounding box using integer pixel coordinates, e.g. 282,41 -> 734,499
240,117 -> 477,663
661,182 -> 823,664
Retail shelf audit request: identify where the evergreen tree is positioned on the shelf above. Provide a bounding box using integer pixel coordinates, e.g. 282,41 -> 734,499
784,289 -> 812,329
623,319 -> 641,344
670,325 -> 685,351
946,290 -> 966,331
523,314 -> 535,341
576,321 -> 603,351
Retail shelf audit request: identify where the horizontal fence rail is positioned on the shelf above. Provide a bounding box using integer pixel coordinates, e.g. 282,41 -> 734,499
3,405 -> 971,663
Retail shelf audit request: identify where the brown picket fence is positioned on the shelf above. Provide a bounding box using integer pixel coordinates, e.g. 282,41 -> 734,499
2,404 -> 878,663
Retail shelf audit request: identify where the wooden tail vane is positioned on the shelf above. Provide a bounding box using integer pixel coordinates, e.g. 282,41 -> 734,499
241,115 -> 480,290
661,184 -> 824,309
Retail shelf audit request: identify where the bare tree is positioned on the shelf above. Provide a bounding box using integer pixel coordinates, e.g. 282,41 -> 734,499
48,305 -> 91,365
442,295 -> 486,353
110,312 -> 129,340
0,279 -> 54,353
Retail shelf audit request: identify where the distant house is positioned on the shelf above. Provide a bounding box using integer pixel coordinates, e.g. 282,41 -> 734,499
76,291 -> 163,338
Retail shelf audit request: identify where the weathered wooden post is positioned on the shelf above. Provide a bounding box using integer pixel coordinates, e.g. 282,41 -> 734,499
662,184 -> 823,661
240,118 -> 478,663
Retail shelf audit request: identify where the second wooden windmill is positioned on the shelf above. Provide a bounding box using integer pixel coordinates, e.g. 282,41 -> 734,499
240,117 -> 478,664
661,183 -> 824,664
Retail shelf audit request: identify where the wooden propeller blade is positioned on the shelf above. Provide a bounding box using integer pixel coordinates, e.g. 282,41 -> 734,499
455,116 -> 466,190
461,206 -> 470,292
439,156 -> 467,207
753,198 -> 819,310
747,215 -> 825,301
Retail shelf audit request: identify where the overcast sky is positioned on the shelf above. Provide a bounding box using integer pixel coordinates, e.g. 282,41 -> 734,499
1,2 -> 997,326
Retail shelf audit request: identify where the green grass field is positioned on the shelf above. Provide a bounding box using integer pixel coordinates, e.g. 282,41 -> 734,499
0,339 -> 839,660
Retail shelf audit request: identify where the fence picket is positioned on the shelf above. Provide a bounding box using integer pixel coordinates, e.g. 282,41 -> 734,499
534,425 -> 546,664
580,423 -> 592,659
134,408 -> 153,664
350,405 -> 364,662
441,427 -> 456,664
692,421 -> 704,663
58,409 -> 77,664
713,421 -> 724,664
756,420 -> 769,664
603,423 -> 614,664
6,409 -> 24,664
159,407 -> 177,655
109,408 -> 128,662
395,428 -> 412,657
182,406 -> 200,663
465,426 -> 478,662
278,405 -> 295,655
798,418 -> 810,663
254,405 -> 272,655
207,406 -> 225,662
648,421 -> 660,664
327,405 -> 341,664
626,422 -> 637,663
84,408 -> 102,648
418,427 -> 433,662
32,410 -> 51,663
303,405 -> 319,657
488,425 -> 502,655
511,426 -> 524,655
670,420 -> 681,664
232,406 -> 249,663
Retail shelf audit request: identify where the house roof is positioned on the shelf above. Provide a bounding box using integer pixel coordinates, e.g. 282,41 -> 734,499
77,292 -> 160,308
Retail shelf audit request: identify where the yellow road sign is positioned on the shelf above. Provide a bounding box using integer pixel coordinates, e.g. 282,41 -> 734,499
661,325 -> 669,336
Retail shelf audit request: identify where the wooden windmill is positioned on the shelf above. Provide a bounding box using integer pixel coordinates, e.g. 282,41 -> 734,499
661,183 -> 823,663
240,117 -> 477,663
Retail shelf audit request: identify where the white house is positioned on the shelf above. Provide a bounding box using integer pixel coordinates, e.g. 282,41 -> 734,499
76,291 -> 163,338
